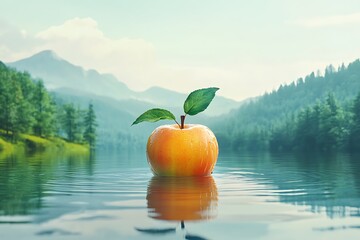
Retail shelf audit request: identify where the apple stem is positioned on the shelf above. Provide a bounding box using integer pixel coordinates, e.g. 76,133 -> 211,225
180,115 -> 185,129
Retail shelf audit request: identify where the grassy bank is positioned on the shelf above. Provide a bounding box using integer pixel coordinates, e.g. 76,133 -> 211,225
0,137 -> 18,159
0,133 -> 89,158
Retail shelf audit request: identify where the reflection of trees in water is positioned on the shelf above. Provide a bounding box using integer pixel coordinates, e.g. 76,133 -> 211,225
234,152 -> 360,218
282,153 -> 360,218
349,153 -> 360,198
0,151 -> 93,217
0,154 -> 46,216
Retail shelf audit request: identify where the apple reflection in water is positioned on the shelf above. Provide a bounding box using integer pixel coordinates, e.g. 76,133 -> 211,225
136,176 -> 218,239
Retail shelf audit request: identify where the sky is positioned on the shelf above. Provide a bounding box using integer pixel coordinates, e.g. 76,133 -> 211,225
1,0 -> 360,101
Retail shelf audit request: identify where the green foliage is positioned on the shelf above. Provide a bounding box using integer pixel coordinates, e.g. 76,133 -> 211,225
0,137 -> 16,158
213,60 -> 360,152
0,61 -> 97,147
60,103 -> 84,143
349,93 -> 360,151
32,80 -> 56,137
132,87 -> 219,128
0,67 -> 35,138
132,108 -> 176,125
184,87 -> 219,115
83,103 -> 98,148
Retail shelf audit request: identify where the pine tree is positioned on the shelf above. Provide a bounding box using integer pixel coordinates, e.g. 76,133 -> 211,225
11,82 -> 26,139
32,80 -> 56,137
61,103 -> 83,142
318,93 -> 344,150
349,92 -> 360,151
15,72 -> 35,134
295,107 -> 317,151
0,70 -> 14,135
61,104 -> 76,142
83,103 -> 97,148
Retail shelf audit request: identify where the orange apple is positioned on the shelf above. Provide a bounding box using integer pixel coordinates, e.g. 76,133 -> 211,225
146,123 -> 218,176
132,87 -> 220,176
146,176 -> 218,221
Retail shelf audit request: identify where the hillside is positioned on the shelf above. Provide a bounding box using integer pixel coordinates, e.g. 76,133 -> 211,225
212,60 -> 360,151
0,62 -> 91,154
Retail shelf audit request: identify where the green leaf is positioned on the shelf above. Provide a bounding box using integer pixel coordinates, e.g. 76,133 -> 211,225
131,108 -> 176,125
183,87 -> 219,116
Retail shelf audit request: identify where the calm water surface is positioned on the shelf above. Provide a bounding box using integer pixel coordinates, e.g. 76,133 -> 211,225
1,150 -> 360,240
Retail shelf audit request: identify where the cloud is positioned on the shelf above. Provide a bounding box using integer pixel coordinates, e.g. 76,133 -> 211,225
37,18 -> 102,40
35,17 -> 157,88
0,20 -> 41,60
292,12 -> 360,28
1,17 -> 246,100
2,17 -> 320,101
0,18 -> 158,88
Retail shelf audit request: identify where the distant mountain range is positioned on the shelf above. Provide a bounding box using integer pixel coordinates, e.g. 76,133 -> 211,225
7,50 -> 240,117
6,50 -> 242,149
8,50 -> 134,99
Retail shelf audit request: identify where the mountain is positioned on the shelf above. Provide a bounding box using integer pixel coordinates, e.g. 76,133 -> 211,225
7,50 -> 134,100
7,50 -> 240,116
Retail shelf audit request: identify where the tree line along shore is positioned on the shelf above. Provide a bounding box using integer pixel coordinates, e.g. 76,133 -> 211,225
0,62 -> 97,156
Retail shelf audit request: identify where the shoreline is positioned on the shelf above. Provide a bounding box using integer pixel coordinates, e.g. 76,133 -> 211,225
0,134 -> 89,159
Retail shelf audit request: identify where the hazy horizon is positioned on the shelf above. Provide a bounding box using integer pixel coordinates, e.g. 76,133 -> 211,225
1,0 -> 360,101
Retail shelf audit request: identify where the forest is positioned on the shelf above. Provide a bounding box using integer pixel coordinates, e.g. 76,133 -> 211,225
0,61 -> 97,148
3,55 -> 360,153
213,60 -> 360,152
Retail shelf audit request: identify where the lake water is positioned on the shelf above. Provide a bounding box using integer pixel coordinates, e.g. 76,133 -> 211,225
1,150 -> 360,240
